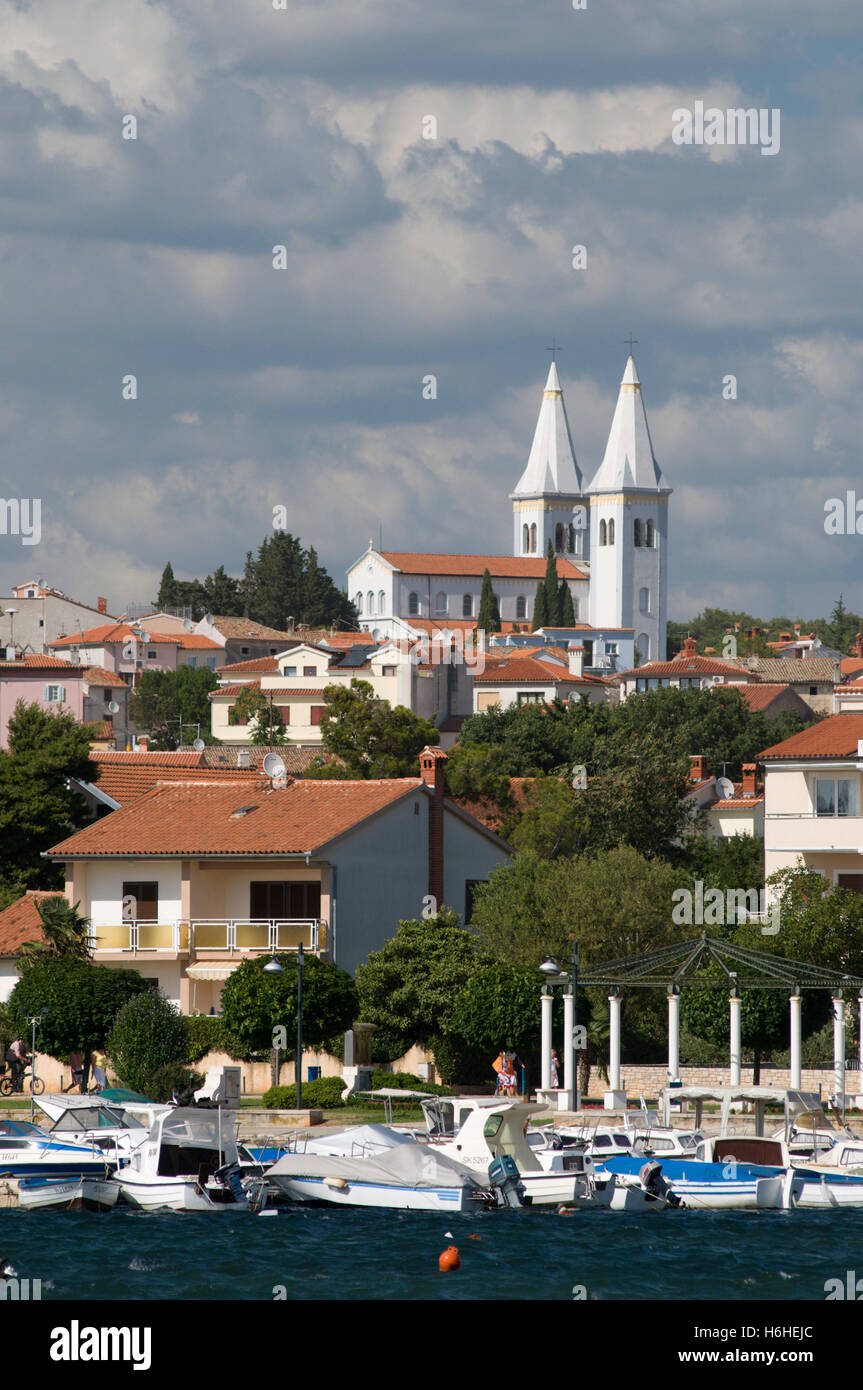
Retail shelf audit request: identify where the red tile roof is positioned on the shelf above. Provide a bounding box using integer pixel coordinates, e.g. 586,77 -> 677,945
758,713 -> 863,760
0,890 -> 62,955
0,654 -> 84,670
216,657 -> 279,675
734,683 -> 798,712
48,779 -> 424,857
83,666 -> 127,688
51,624 -> 182,648
840,658 -> 863,679
380,552 -> 587,580
175,634 -> 223,651
620,655 -> 752,679
475,656 -> 602,685
208,617 -> 295,641
210,681 -> 262,699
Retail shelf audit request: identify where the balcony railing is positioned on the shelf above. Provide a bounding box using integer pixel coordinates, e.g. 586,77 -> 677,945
89,918 -> 322,954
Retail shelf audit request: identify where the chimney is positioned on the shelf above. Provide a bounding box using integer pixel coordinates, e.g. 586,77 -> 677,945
237,748 -> 251,769
419,747 -> 447,908
97,596 -> 108,615
568,645 -> 584,677
855,633 -> 863,660
741,763 -> 757,797
681,636 -> 697,657
689,754 -> 707,783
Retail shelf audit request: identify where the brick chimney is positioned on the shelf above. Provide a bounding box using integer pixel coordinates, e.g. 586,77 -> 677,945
568,644 -> 584,677
689,754 -> 707,783
681,636 -> 697,658
741,763 -> 757,797
97,596 -> 108,615
419,747 -> 447,908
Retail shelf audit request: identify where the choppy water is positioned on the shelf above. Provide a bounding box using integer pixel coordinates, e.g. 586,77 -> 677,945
2,1206 -> 861,1300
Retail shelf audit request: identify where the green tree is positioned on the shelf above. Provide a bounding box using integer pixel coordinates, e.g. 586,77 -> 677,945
542,540 -> 558,628
449,961 -> 541,1053
17,897 -> 91,967
220,954 -> 358,1085
230,685 -> 288,745
305,679 -> 438,778
8,957 -> 148,1091
105,989 -> 190,1096
130,666 -> 219,748
477,569 -> 501,634
355,910 -> 477,1056
155,562 -> 179,611
0,704 -> 97,895
558,582 -> 575,627
202,565 -> 242,616
532,580 -> 547,630
444,743 -> 515,815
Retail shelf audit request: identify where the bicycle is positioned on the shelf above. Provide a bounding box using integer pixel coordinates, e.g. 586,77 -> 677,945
0,1066 -> 45,1097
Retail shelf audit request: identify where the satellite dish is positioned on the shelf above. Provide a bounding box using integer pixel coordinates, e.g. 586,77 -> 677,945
571,763 -> 588,791
193,738 -> 205,752
107,701 -> 120,714
262,752 -> 287,779
716,776 -> 735,799
183,618 -> 196,633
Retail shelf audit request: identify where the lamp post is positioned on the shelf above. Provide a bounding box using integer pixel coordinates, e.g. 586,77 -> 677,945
296,943 -> 304,1111
263,956 -> 284,1089
28,1008 -> 48,1122
5,607 -> 17,656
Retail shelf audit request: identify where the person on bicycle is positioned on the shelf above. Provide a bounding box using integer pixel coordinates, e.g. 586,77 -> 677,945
5,1039 -> 29,1092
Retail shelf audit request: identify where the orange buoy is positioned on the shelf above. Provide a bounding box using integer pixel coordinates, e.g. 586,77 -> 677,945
439,1245 -> 461,1272
468,1234 -> 482,1241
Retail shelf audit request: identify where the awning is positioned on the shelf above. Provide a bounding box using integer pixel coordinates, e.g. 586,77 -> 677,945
185,963 -> 239,982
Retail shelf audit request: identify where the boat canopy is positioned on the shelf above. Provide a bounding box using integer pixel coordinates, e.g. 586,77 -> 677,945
661,1086 -> 829,1136
150,1108 -> 239,1162
270,1144 -> 482,1190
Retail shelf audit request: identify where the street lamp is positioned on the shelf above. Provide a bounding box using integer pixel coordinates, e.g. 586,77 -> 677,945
263,950 -> 304,1108
5,607 -> 18,655
264,957 -> 284,1087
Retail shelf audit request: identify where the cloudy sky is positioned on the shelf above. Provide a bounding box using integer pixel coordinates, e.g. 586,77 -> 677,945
1,0 -> 860,622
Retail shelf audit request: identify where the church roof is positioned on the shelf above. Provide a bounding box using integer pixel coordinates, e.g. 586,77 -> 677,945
588,355 -> 665,494
511,362 -> 583,497
379,553 -> 587,580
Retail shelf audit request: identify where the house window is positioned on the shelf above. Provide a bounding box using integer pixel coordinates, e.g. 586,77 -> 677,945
634,519 -> 644,547
599,520 -> 607,546
303,666 -> 316,676
435,592 -> 447,615
408,592 -> 419,616
43,684 -> 66,702
516,596 -> 526,619
815,778 -> 856,817
147,651 -> 157,660
572,597 -> 579,619
241,647 -> 250,655
382,665 -> 396,676
636,678 -> 647,692
282,665 -> 297,676
809,686 -> 817,696
464,879 -> 486,923
378,590 -> 385,612
310,705 -> 325,725
206,657 -> 216,670
250,882 -> 321,919
606,642 -> 619,656
462,593 -> 473,618
517,692 -> 542,704
122,882 -> 158,921
355,593 -> 363,615
186,656 -> 198,668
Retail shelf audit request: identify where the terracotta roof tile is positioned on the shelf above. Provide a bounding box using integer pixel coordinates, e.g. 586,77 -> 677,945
208,617 -> 295,640
758,712 -> 863,760
215,657 -> 279,675
0,890 -> 62,955
379,552 -> 587,580
734,683 -> 798,712
620,654 -> 752,679
51,624 -> 182,648
48,779 -> 423,857
0,653 -> 84,670
82,666 -> 127,688
744,656 -> 838,683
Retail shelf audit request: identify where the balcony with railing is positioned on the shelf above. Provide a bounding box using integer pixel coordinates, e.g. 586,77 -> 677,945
764,811 -> 863,854
89,918 -> 323,955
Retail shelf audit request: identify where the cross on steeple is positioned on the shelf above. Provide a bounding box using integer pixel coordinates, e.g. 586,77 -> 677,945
546,339 -> 562,362
624,333 -> 638,354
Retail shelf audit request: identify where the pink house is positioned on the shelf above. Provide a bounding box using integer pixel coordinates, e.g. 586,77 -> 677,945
0,654 -> 86,748
49,622 -> 182,685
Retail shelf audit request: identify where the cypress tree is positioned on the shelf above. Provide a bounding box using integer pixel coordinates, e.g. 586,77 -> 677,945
558,581 -> 575,626
543,540 -> 558,627
532,581 -> 547,631
156,562 -> 179,611
477,569 -> 500,634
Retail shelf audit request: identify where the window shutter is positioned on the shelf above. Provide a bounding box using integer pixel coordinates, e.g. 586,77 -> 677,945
311,705 -> 324,726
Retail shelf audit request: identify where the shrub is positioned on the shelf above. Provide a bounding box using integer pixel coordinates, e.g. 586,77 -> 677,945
262,1075 -> 348,1110
148,1064 -> 205,1105
184,1014 -> 226,1063
369,1069 -> 455,1096
430,1034 -> 493,1088
106,990 -> 189,1096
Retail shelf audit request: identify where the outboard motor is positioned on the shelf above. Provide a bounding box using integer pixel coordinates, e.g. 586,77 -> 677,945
639,1160 -> 682,1208
488,1154 -> 526,1208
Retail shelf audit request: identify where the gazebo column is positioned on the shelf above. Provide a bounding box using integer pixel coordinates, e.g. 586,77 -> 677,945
562,987 -> 575,1108
789,993 -> 803,1090
540,988 -> 553,1091
667,987 -> 680,1084
859,993 -> 863,1078
729,991 -> 741,1086
608,992 -> 622,1093
833,993 -> 846,1115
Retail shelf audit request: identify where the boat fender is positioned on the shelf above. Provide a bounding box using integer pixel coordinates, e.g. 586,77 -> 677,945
439,1246 -> 461,1272
323,1176 -> 348,1190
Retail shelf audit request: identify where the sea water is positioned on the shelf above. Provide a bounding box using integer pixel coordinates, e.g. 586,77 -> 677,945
2,1206 -> 860,1301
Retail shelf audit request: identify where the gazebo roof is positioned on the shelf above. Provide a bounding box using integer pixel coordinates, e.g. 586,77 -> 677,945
580,934 -> 863,991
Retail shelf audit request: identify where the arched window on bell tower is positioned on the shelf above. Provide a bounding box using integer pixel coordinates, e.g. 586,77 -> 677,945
599,519 -> 607,546
523,523 -> 530,554
608,519 -> 615,544
555,523 -> 565,553
646,519 -> 655,548
530,523 -> 537,553
634,518 -> 644,547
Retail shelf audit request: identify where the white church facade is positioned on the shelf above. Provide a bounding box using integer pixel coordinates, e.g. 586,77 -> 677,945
347,354 -> 671,665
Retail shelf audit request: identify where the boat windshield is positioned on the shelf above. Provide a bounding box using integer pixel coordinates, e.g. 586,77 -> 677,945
49,1107 -> 144,1133
0,1119 -> 44,1137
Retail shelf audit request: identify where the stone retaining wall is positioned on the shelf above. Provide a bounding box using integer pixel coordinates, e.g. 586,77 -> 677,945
615,1064 -> 863,1100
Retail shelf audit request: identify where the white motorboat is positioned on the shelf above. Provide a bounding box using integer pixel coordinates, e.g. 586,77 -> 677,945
423,1099 -> 617,1208
34,1095 -> 169,1163
266,1135 -> 498,1212
16,1175 -> 120,1211
0,1118 -> 113,1179
115,1108 -> 249,1212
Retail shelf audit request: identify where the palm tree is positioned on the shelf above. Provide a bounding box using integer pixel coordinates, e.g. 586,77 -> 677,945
17,897 -> 91,966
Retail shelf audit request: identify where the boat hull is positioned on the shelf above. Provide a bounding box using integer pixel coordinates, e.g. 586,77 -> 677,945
270,1173 -> 483,1212
117,1176 -> 243,1212
18,1176 -> 119,1212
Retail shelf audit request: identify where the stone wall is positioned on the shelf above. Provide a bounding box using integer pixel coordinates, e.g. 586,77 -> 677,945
616,1064 -> 863,1101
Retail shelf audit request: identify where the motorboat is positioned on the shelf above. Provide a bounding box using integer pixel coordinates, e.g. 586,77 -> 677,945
115,1108 -> 249,1212
266,1129 -> 505,1212
16,1175 -> 120,1212
422,1099 -> 617,1208
0,1118 -> 114,1179
34,1095 -> 169,1162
